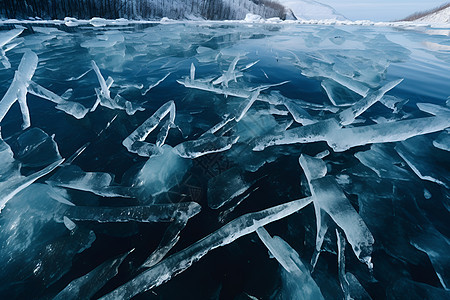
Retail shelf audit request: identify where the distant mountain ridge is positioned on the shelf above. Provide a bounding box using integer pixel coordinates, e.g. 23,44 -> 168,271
401,2 -> 450,23
0,0 -> 289,20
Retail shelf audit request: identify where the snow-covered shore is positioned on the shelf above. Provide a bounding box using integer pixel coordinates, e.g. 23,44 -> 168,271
1,15 -> 449,29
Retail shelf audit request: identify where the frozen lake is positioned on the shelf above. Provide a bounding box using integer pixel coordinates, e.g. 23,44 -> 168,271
0,22 -> 449,299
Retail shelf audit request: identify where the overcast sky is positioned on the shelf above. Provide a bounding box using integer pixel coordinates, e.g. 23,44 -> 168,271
315,0 -> 448,21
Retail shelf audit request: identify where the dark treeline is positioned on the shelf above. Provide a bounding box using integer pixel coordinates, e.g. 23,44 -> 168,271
0,0 -> 289,20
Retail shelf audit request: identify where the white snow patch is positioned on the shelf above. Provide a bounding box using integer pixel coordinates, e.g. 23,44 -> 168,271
277,0 -> 347,21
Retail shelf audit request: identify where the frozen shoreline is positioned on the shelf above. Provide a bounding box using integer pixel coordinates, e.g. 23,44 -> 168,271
0,15 -> 449,29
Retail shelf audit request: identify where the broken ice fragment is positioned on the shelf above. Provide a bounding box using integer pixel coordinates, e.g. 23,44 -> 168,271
11,127 -> 62,168
213,56 -> 241,87
337,79 -> 403,126
54,251 -> 129,300
299,154 -> 374,267
47,165 -> 135,198
0,158 -> 64,213
433,131 -> 450,151
310,176 -> 374,267
0,28 -> 23,69
141,215 -> 196,268
416,102 -> 450,117
91,60 -> 144,114
134,145 -> 192,198
410,225 -> 450,290
321,79 -> 361,107
235,90 -> 259,122
174,134 -> 239,159
0,50 -> 38,129
329,116 -> 450,152
65,202 -> 201,223
142,72 -> 171,96
63,216 -> 77,231
123,101 -> 175,157
355,144 -> 412,181
299,154 -> 327,182
283,98 -> 316,125
395,136 -> 449,188
299,154 -> 329,268
99,196 -> 313,299
27,81 -> 89,119
337,230 -> 372,300
253,118 -> 341,151
256,227 -> 324,300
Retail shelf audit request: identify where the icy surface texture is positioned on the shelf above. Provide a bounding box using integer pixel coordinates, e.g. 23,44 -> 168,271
0,23 -> 449,299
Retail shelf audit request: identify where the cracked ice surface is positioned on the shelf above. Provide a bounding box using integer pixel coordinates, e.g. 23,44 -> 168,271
0,22 -> 449,300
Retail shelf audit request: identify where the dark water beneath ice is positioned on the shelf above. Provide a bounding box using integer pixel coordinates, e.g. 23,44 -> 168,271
0,22 -> 449,299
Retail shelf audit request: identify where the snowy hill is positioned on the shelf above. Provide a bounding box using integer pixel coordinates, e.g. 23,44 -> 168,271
415,6 -> 450,23
276,0 -> 347,21
401,3 -> 450,23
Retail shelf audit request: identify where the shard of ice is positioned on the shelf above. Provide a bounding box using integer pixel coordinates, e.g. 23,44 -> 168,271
24,220 -> 96,287
142,72 -> 171,96
410,225 -> 450,290
257,227 -> 324,299
433,131 -> 450,152
65,201 -> 201,223
174,134 -> 239,159
416,102 -> 450,117
0,50 -> 38,129
290,51 -> 371,97
123,101 -> 175,157
0,158 -> 63,213
337,79 -> 403,126
298,154 -> 329,268
207,167 -> 251,210
283,98 -> 316,125
54,251 -> 129,300
311,175 -> 374,267
141,215 -> 194,268
235,90 -> 259,122
178,69 -> 288,106
11,127 -> 62,168
27,81 -> 90,119
91,60 -> 144,115
47,165 -> 135,198
321,79 -> 361,107
355,144 -> 412,181
133,145 -> 192,199
0,134 -> 19,180
0,28 -> 24,69
299,154 -> 374,267
395,136 -> 449,188
252,118 -> 341,151
212,56 -> 241,87
337,230 -> 372,300
329,116 -> 450,152
0,188 -> 96,290
99,196 -> 313,299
